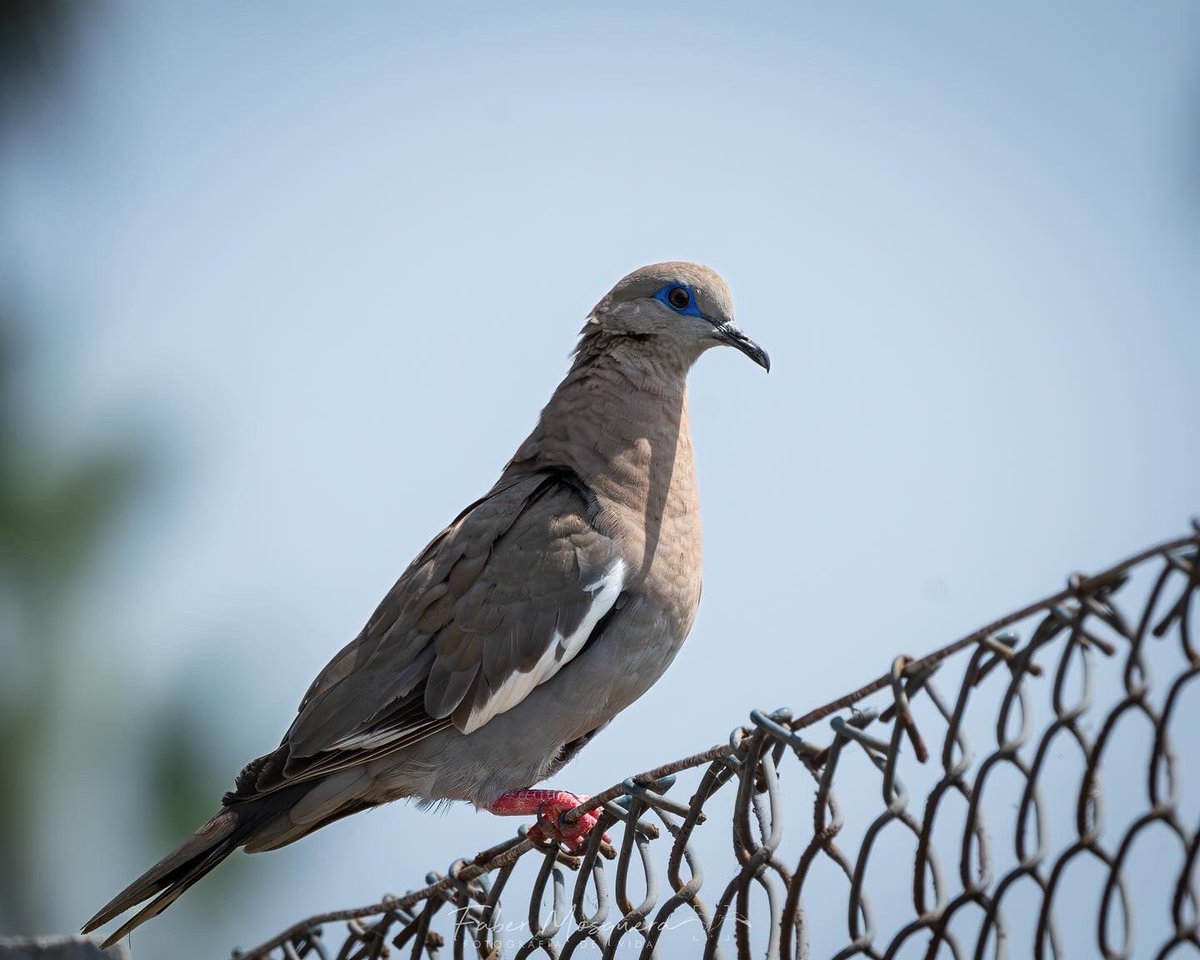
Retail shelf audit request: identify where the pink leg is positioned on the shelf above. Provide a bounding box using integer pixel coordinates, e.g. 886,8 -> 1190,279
485,789 -> 610,853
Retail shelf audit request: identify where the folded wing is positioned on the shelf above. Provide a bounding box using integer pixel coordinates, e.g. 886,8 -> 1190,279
230,469 -> 624,800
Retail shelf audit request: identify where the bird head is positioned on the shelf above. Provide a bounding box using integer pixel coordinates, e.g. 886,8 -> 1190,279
587,262 -> 770,371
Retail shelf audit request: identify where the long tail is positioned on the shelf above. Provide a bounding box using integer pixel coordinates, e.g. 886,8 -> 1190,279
83,780 -> 376,947
81,806 -> 251,947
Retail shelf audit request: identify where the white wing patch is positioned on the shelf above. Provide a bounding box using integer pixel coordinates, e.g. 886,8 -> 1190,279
458,558 -> 626,734
556,558 -> 626,661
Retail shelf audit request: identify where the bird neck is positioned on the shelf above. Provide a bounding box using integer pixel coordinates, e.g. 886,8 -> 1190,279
501,330 -> 703,588
501,331 -> 696,503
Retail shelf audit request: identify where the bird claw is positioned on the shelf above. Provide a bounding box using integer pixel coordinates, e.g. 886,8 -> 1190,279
527,792 -> 610,853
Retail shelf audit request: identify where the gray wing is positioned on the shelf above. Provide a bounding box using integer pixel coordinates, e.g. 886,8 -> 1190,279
230,470 -> 624,800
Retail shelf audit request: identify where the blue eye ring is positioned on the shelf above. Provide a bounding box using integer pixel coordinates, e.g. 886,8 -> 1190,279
654,283 -> 702,317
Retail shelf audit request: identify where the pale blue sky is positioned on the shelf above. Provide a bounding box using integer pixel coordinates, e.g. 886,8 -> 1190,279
1,3 -> 1196,956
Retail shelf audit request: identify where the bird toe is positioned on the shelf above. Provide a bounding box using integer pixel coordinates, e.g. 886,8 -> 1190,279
528,792 -> 608,853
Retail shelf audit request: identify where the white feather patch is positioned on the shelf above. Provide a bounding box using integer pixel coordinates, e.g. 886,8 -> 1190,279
460,558 -> 626,733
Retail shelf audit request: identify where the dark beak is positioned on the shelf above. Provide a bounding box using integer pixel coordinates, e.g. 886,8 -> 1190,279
716,324 -> 770,371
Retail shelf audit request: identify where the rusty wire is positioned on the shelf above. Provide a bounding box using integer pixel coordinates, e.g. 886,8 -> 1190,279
232,525 -> 1200,960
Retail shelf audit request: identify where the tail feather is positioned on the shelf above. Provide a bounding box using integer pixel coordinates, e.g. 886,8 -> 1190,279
97,829 -> 243,948
84,780 -> 374,945
82,807 -> 246,946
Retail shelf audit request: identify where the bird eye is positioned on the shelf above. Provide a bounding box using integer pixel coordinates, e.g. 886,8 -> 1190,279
667,286 -> 691,310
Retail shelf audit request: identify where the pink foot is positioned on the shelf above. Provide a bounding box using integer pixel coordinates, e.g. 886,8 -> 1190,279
486,789 -> 610,853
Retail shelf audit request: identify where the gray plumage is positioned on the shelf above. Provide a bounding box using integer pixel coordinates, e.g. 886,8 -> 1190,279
83,261 -> 768,945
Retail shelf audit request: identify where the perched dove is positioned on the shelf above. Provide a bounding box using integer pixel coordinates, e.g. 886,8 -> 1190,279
84,261 -> 768,945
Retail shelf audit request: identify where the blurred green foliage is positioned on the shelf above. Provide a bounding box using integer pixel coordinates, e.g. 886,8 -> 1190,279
0,323 -> 145,929
0,315 -> 250,936
0,1 -> 246,939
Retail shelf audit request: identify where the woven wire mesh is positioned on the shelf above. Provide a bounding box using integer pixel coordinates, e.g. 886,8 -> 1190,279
234,527 -> 1200,960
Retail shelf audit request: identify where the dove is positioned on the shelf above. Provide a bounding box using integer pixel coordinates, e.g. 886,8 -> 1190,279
84,261 -> 768,946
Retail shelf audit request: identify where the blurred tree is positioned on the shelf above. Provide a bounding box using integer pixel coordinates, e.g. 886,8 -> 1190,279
0,323 -> 145,929
0,0 -> 74,125
0,0 -> 245,939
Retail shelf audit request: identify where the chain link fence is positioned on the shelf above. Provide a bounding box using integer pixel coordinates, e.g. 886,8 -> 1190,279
232,526 -> 1200,960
